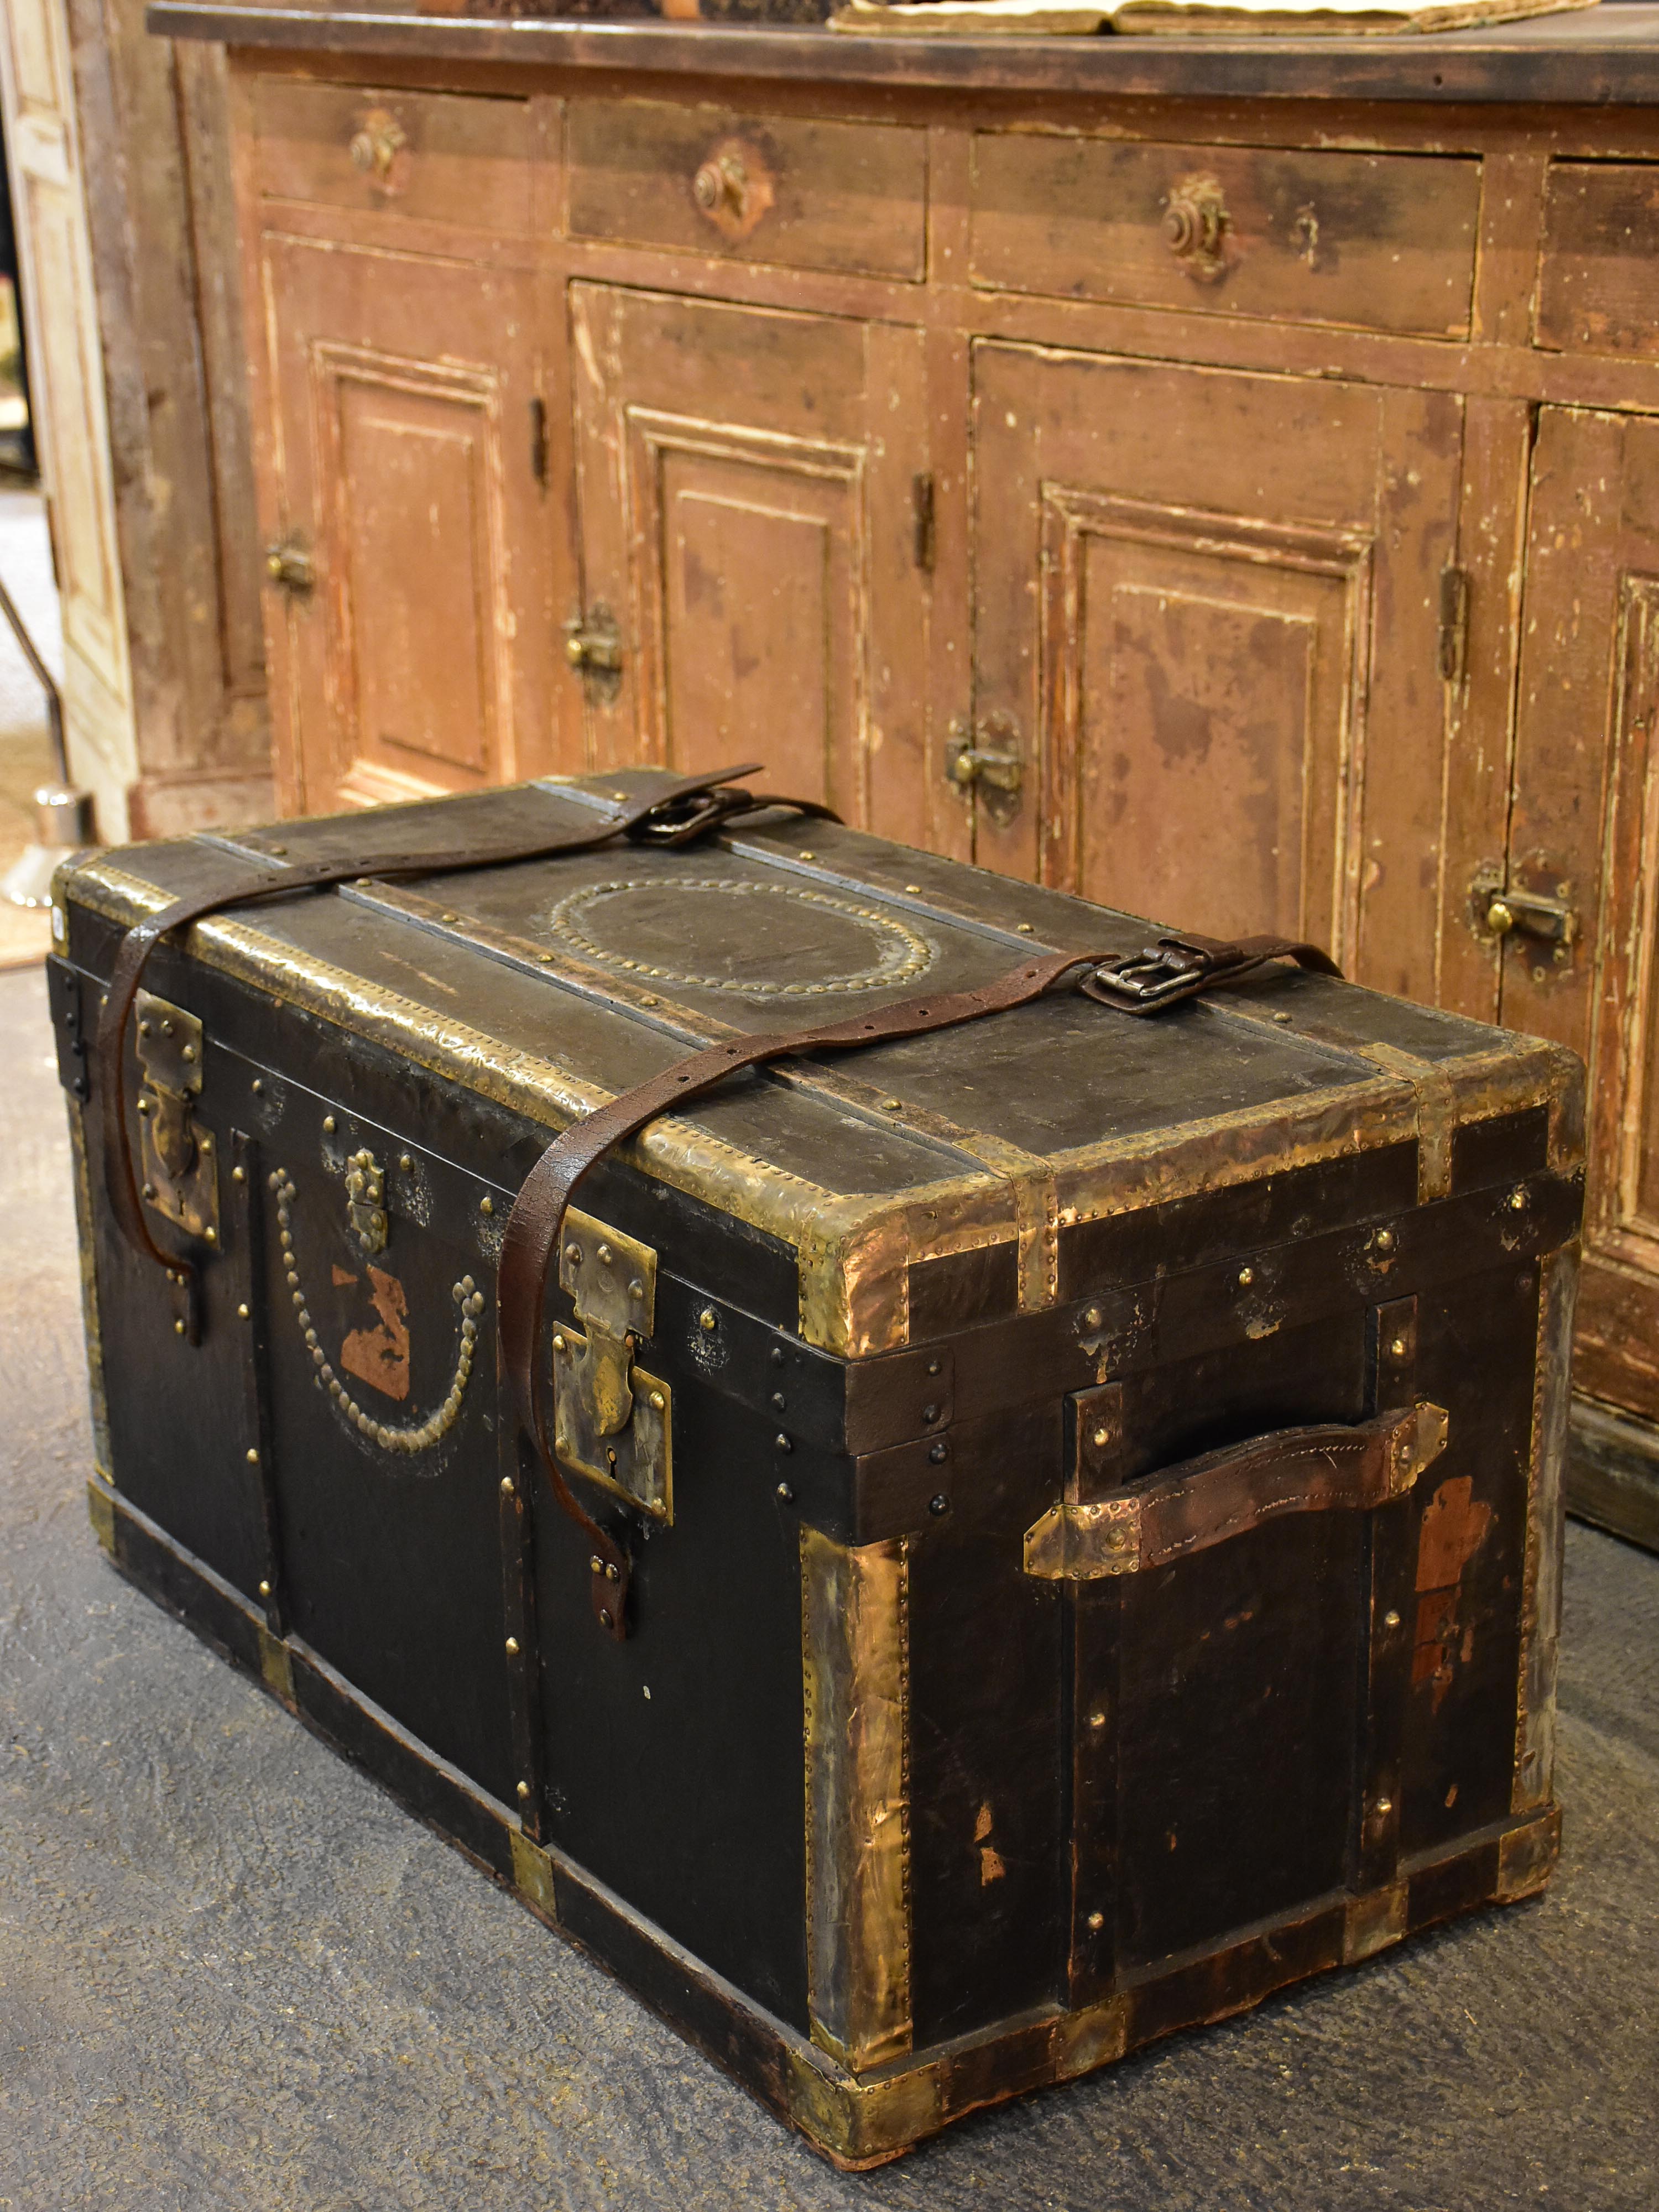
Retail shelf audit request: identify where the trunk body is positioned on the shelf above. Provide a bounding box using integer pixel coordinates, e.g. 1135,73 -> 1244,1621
52,770 -> 1582,2166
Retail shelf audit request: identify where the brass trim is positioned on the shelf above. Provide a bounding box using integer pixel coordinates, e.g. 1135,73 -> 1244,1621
257,1623 -> 295,1705
801,1525 -> 912,2072
1354,1042 -> 1457,1202
1496,1803 -> 1562,1900
86,1477 -> 115,1557
510,1825 -> 560,1922
1514,1240 -> 1578,1815
1343,1882 -> 1407,1963
66,1104 -> 111,1473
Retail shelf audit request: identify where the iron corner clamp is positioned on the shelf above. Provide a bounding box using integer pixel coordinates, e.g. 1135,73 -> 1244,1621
91,765 -> 1341,1645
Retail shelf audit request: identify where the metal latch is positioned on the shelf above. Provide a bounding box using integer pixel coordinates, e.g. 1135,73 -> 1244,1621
264,537 -> 314,594
563,607 -> 623,677
1471,868 -> 1577,958
551,1208 -> 672,1522
134,990 -> 218,1245
945,714 -> 1024,826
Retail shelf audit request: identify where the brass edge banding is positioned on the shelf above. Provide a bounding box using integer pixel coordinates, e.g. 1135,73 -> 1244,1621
86,1477 -> 115,1556
801,1525 -> 913,2073
1514,1239 -> 1578,1815
509,1826 -> 560,1921
67,1102 -> 112,1473
257,1621 -> 295,1705
1342,1881 -> 1408,1963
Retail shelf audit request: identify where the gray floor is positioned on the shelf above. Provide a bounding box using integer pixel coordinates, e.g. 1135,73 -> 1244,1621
2,958 -> 1655,2211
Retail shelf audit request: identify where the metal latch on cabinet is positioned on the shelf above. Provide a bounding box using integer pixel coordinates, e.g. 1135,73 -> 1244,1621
1470,869 -> 1578,956
551,1209 -> 672,1523
563,608 -> 624,679
264,537 -> 314,594
134,990 -> 218,1246
945,716 -> 1024,825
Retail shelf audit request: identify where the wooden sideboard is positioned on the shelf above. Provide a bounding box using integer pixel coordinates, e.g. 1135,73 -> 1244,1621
156,0 -> 1659,1532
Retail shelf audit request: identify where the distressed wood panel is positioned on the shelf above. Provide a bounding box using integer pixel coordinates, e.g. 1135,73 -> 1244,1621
260,236 -> 552,812
567,100 -> 926,280
254,78 -> 535,232
971,134 -> 1482,338
971,343 -> 1460,994
571,283 -> 934,845
1535,159 -> 1659,359
1504,406 -> 1659,1420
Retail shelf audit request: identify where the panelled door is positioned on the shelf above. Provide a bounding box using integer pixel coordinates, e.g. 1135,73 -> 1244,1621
969,345 -> 1464,998
1503,408 -> 1659,1422
260,235 -> 553,813
569,283 -> 933,847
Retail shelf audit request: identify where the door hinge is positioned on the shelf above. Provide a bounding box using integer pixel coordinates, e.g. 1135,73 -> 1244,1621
551,1208 -> 673,1522
1438,565 -> 1470,686
134,990 -> 219,1246
912,472 -> 935,573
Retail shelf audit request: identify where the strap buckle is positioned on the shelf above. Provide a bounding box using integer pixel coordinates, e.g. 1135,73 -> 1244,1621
625,779 -> 758,849
1082,936 -> 1241,1013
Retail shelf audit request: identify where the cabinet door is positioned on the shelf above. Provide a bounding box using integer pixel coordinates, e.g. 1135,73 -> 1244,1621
1504,409 -> 1659,1421
971,344 -> 1463,994
260,235 -> 552,813
570,283 -> 933,846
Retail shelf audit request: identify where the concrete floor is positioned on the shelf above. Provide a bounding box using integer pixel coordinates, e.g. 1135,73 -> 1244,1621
2,958 -> 1656,2211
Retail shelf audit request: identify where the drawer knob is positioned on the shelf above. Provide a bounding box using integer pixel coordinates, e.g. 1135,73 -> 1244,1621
1163,175 -> 1229,284
694,151 -> 749,220
348,109 -> 407,187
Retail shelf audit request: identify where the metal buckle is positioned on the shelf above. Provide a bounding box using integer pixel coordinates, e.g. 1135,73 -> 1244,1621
1084,938 -> 1230,1011
626,782 -> 754,849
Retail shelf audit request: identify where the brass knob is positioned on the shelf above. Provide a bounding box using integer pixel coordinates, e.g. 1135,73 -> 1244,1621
264,539 -> 313,593
348,110 -> 406,186
1485,897 -> 1515,937
1163,175 -> 1229,283
693,151 -> 747,221
565,634 -> 587,667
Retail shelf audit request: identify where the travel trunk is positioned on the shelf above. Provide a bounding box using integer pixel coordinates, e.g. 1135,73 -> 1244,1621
50,771 -> 1583,2166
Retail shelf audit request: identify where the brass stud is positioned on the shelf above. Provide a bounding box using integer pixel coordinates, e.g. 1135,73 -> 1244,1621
1087,1710 -> 1107,1730
322,1115 -> 336,1134
1375,1796 -> 1394,1817
258,1579 -> 272,1598
481,1195 -> 494,1215
1375,1229 -> 1395,1254
246,1448 -> 260,1464
589,1555 -> 604,1574
231,1165 -> 245,1184
1092,1426 -> 1110,1448
597,1242 -> 613,1265
142,1182 -> 157,1201
516,1781 -> 530,1802
882,1098 -> 903,1112
500,1477 -> 515,1496
567,1243 -> 583,1266
1384,1609 -> 1401,1630
203,1228 -> 217,1245
650,1391 -> 666,1412
1238,1266 -> 1254,1287
1508,1186 -> 1528,1212
799,850 -> 816,862
400,1155 -> 414,1173
505,1636 -> 520,1656
1082,1306 -> 1103,1330
237,1303 -> 250,1320
1017,922 -> 1034,934
174,1319 -> 186,1335
905,884 -> 921,894
776,1482 -> 794,1501
1390,1337 -> 1408,1359
137,1098 -> 152,1118
199,1136 -> 212,1154
1273,1010 -> 1293,1024
441,912 -> 460,925
552,1332 -> 566,1354
598,1609 -> 613,1631
698,1308 -> 717,1332
605,1563 -> 620,1583
775,1434 -> 792,1453
251,1079 -> 264,1095
929,1494 -> 950,1516
1086,1911 -> 1104,1931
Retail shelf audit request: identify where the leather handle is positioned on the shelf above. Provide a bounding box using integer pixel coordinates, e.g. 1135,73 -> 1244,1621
1024,1401 -> 1449,1580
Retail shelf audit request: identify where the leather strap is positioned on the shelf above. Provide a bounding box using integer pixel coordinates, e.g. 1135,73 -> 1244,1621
88,761 -> 1341,1645
93,765 -> 831,1338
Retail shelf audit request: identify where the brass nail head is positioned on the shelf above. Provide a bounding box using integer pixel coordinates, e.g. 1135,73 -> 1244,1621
251,1079 -> 263,1095
1238,1266 -> 1254,1287
698,1308 -> 717,1332
552,1333 -> 567,1354
400,1155 -> 414,1173
1508,1186 -> 1528,1212
798,850 -> 816,861
481,1196 -> 494,1215
1375,1229 -> 1396,1254
776,1482 -> 793,1501
204,1228 -> 217,1245
1017,922 -> 1034,934
516,1781 -> 530,1801
1390,1336 -> 1408,1358
605,1563 -> 620,1583
246,1448 -> 259,1464
905,884 -> 921,894
237,1303 -> 250,1320
231,1165 -> 245,1184
173,1319 -> 186,1335
1082,1306 -> 1103,1329
258,1580 -> 272,1598
882,1098 -> 903,1112
596,1242 -> 613,1265
500,1477 -> 515,1495
1384,1609 -> 1401,1629
1375,1796 -> 1394,1817
322,1115 -> 336,1134
505,1636 -> 520,1656
599,1609 -> 613,1631
1086,1911 -> 1104,1931
589,1554 -> 604,1574
142,1182 -> 156,1201
1092,1426 -> 1110,1448
650,1391 -> 666,1412
1088,1710 -> 1107,1729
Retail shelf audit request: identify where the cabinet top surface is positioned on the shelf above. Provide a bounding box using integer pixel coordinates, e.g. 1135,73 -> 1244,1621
149,0 -> 1659,103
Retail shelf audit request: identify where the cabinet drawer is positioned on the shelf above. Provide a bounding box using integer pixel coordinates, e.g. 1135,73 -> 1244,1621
566,101 -> 926,281
970,133 -> 1481,338
1536,161 -> 1659,357
253,81 -> 534,233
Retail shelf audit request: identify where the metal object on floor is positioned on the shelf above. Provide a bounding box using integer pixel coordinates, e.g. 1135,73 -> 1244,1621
0,566 -> 95,909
